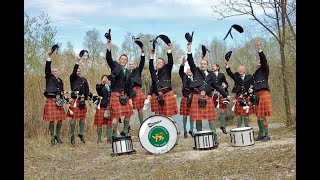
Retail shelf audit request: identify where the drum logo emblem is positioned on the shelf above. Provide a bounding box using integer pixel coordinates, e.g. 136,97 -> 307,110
148,126 -> 169,147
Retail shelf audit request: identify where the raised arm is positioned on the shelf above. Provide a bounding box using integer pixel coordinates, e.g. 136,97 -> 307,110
224,60 -> 236,81
167,43 -> 173,71
138,54 -> 145,74
256,39 -> 269,75
186,44 -> 197,74
106,41 -> 114,70
149,50 -> 157,83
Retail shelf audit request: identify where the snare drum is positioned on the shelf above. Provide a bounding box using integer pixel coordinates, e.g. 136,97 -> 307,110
139,115 -> 180,154
193,130 -> 218,150
111,136 -> 136,156
230,127 -> 254,147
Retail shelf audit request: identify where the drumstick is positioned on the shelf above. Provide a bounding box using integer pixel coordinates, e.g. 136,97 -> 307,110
73,91 -> 79,108
231,100 -> 236,111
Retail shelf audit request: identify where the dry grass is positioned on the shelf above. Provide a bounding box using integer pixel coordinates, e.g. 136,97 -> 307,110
24,123 -> 296,180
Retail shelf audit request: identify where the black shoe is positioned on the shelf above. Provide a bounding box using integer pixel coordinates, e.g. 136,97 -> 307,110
51,136 -> 55,146
78,134 -> 85,143
261,136 -> 270,142
119,118 -> 122,123
107,139 -> 112,144
254,135 -> 264,141
120,131 -> 128,137
214,134 -> 219,146
189,130 -> 194,137
55,135 -> 63,144
184,131 -> 188,138
71,135 -> 75,145
220,126 -> 227,134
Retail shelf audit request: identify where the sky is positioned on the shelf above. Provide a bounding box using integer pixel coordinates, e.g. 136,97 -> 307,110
24,0 -> 267,54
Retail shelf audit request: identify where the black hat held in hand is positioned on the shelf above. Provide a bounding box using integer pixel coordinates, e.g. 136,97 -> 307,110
225,51 -> 232,61
201,45 -> 210,58
185,31 -> 194,43
105,29 -> 111,41
51,44 -> 59,54
132,36 -> 144,49
79,50 -> 89,59
158,34 -> 171,45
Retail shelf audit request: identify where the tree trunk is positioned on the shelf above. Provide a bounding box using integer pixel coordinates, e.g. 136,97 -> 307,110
279,43 -> 293,126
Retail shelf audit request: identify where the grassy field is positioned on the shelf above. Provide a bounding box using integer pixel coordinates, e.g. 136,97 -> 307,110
24,122 -> 296,180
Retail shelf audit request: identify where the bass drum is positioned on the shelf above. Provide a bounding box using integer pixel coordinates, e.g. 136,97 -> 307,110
139,115 -> 180,154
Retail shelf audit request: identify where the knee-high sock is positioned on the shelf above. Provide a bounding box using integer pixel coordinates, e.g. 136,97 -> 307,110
196,121 -> 202,131
219,113 -> 226,127
237,116 -> 243,127
123,120 -> 130,133
189,119 -> 194,132
183,116 -> 187,132
70,121 -> 76,136
106,126 -> 112,141
257,119 -> 264,136
49,122 -> 55,137
112,122 -> 118,137
262,118 -> 269,136
209,121 -> 217,134
97,127 -> 102,141
244,117 -> 249,127
79,121 -> 85,135
138,112 -> 143,125
55,121 -> 62,137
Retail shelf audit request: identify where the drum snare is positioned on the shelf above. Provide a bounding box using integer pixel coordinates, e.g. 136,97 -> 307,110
230,127 -> 255,147
111,136 -> 136,156
193,130 -> 218,150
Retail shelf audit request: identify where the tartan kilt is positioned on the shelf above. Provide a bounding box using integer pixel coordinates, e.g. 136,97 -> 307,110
132,86 -> 146,110
213,95 -> 227,110
110,92 -> 133,119
67,99 -> 88,120
151,94 -> 159,113
190,94 -> 216,121
157,90 -> 178,117
234,96 -> 255,116
94,107 -> 112,127
43,98 -> 67,121
179,96 -> 191,116
255,90 -> 272,118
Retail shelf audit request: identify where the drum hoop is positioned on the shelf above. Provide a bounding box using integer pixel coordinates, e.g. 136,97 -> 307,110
112,136 -> 132,141
138,114 -> 178,154
111,150 -> 136,156
230,127 -> 253,132
193,146 -> 216,150
194,131 -> 214,136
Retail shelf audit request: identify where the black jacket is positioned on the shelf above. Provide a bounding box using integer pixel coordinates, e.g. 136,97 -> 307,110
253,51 -> 270,91
106,50 -> 133,98
44,60 -> 64,97
96,83 -> 111,108
149,53 -> 173,91
212,71 -> 229,93
179,64 -> 193,97
226,67 -> 253,95
129,55 -> 145,87
187,53 -> 228,97
69,64 -> 90,99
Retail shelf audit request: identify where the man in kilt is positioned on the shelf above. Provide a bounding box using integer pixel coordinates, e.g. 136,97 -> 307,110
253,39 -> 272,142
128,46 -> 146,125
224,61 -> 254,128
179,57 -> 194,138
149,43 -> 178,118
94,75 -> 112,143
211,63 -> 229,134
43,50 -> 67,145
106,40 -> 134,137
186,43 -> 230,146
68,55 -> 90,144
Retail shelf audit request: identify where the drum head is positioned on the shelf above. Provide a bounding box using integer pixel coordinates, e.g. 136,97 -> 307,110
231,127 -> 253,132
139,115 -> 178,154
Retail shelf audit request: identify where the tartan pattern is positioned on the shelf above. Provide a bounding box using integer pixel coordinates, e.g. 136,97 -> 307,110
179,96 -> 191,116
43,98 -> 67,121
151,94 -> 159,113
109,92 -> 133,119
234,96 -> 255,116
213,95 -> 227,110
190,94 -> 217,121
94,107 -> 112,127
157,90 -> 178,117
255,90 -> 272,118
68,99 -> 88,120
132,86 -> 146,110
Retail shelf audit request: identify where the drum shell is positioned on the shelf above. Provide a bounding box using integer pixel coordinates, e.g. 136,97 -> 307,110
230,127 -> 255,147
193,131 -> 217,150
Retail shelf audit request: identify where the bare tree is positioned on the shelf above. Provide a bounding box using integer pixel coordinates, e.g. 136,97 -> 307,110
212,0 -> 296,126
83,28 -> 104,62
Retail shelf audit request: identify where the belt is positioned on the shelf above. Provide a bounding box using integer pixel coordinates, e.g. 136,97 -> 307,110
193,89 -> 206,95
158,88 -> 170,95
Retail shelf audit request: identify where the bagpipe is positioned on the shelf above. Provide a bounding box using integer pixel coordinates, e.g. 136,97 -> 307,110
87,93 -> 103,110
231,86 -> 259,113
212,85 -> 230,109
55,91 -> 79,115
